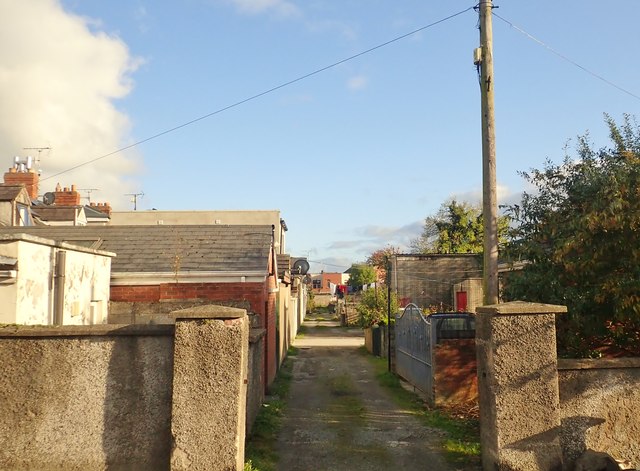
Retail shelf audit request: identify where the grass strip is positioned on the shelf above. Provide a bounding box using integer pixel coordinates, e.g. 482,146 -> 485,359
244,346 -> 298,471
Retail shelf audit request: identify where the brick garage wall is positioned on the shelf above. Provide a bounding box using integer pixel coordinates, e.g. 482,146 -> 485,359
434,339 -> 478,408
110,283 -> 266,313
110,285 -> 161,303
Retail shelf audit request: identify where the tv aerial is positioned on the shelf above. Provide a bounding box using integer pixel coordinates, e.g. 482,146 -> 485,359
125,191 -> 144,210
23,146 -> 51,173
78,188 -> 100,204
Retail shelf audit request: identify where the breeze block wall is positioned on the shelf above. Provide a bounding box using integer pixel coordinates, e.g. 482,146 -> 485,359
391,254 -> 482,310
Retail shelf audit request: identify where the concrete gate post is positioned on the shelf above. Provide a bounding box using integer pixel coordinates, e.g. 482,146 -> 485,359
476,301 -> 567,471
170,305 -> 249,471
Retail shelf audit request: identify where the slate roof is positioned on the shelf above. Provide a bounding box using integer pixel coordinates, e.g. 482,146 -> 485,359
31,206 -> 80,222
0,225 -> 273,274
0,185 -> 26,201
84,205 -> 110,220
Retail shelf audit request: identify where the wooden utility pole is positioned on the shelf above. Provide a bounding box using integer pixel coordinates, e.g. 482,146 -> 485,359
479,0 -> 499,305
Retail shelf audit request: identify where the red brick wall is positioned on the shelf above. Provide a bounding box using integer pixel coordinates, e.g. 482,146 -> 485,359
110,282 -> 266,314
434,339 -> 478,408
110,285 -> 161,303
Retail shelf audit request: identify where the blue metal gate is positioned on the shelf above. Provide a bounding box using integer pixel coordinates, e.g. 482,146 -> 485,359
395,303 -> 435,402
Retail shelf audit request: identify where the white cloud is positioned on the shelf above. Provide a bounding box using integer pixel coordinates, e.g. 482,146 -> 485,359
225,0 -> 300,17
449,184 -> 519,206
347,75 -> 368,91
0,0 -> 142,209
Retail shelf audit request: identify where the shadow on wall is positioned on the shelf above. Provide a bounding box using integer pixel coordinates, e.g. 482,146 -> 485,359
560,416 -> 607,468
103,336 -> 173,470
505,416 -> 605,470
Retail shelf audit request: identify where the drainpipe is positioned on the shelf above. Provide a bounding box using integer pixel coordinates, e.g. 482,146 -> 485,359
53,250 -> 66,326
270,224 -> 276,278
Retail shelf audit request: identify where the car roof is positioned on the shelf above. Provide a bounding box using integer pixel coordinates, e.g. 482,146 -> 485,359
428,312 -> 475,318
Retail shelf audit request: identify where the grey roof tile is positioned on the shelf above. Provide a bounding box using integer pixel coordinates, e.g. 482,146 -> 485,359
0,225 -> 272,274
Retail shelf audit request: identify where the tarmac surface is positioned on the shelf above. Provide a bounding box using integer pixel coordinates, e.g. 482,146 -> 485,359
275,312 -> 455,471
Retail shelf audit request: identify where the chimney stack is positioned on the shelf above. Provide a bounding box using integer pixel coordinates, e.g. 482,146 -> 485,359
54,184 -> 81,206
3,156 -> 39,200
90,202 -> 112,217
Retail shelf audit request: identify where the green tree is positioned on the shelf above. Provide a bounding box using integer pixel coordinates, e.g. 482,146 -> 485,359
366,245 -> 401,282
503,114 -> 640,356
410,200 -> 509,254
355,287 -> 399,327
347,264 -> 377,289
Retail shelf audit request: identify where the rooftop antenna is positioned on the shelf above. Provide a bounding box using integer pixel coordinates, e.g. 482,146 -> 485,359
78,188 -> 100,204
125,191 -> 144,210
23,147 -> 51,174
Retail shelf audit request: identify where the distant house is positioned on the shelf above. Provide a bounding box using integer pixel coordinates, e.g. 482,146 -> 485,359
310,271 -> 349,294
30,185 -> 112,226
390,254 -> 483,312
0,185 -> 33,227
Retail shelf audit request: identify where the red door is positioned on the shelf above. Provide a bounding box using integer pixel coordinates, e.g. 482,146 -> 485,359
456,291 -> 468,312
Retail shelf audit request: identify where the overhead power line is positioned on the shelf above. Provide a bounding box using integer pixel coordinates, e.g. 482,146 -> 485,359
41,5 -> 475,182
493,12 -> 640,102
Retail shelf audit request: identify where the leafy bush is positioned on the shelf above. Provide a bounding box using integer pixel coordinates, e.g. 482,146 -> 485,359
355,287 -> 398,327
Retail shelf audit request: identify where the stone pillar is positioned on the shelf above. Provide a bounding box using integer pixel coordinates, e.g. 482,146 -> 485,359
476,301 -> 567,471
170,305 -> 249,471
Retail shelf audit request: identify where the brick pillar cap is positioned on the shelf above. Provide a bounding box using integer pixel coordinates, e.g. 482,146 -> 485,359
476,301 -> 567,316
171,304 -> 247,320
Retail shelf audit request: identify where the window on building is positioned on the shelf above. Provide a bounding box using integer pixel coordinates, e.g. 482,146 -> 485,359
16,204 -> 32,226
312,279 -> 322,289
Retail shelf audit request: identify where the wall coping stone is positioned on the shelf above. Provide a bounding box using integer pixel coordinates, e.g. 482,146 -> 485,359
558,357 -> 640,370
476,300 -> 567,316
0,324 -> 173,338
0,232 -> 116,257
171,304 -> 247,319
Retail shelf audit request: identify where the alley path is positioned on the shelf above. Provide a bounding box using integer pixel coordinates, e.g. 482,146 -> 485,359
275,313 -> 455,471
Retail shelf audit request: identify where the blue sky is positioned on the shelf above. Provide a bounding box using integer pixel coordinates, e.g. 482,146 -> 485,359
2,1 -> 639,272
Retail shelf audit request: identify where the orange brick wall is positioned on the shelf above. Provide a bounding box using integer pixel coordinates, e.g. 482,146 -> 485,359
434,339 -> 478,407
110,282 -> 266,313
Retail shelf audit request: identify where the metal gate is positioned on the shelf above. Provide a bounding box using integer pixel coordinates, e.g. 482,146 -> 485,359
395,303 -> 435,401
